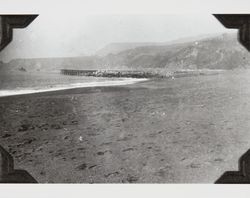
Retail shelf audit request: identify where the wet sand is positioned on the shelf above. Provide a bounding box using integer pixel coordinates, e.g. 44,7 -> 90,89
1,70 -> 250,183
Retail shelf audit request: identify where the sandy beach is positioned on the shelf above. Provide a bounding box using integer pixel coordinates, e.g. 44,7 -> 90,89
1,70 -> 250,183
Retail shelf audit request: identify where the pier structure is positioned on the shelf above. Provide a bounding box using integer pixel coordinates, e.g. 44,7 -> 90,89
60,69 -> 161,78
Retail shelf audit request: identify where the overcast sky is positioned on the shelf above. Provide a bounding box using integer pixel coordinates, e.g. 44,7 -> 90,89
0,14 -> 236,62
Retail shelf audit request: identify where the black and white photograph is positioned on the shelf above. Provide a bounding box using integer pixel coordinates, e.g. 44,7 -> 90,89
1,0 -> 250,196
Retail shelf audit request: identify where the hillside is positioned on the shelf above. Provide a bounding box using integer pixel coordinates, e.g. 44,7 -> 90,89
96,33 -> 222,57
101,33 -> 250,70
3,33 -> 250,72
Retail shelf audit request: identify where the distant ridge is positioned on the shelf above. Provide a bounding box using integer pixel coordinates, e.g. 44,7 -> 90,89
95,33 -> 226,57
3,32 -> 250,72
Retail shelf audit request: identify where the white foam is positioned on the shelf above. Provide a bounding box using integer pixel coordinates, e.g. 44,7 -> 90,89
0,78 -> 148,97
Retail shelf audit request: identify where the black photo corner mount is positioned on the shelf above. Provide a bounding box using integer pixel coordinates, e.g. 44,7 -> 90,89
1,14 -> 250,183
0,14 -> 38,183
0,14 -> 38,51
215,149 -> 250,184
214,14 -> 250,51
0,145 -> 37,183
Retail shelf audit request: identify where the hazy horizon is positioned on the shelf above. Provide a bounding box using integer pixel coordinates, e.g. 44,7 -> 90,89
0,14 -> 237,62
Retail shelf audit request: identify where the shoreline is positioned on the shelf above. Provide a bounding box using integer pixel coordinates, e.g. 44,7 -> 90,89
0,78 -> 148,97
